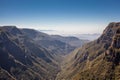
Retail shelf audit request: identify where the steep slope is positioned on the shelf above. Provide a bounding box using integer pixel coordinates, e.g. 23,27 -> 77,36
56,22 -> 120,80
0,26 -> 59,80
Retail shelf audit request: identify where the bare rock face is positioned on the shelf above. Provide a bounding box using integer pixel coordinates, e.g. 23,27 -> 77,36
105,26 -> 120,65
112,36 -> 120,49
97,22 -> 120,47
112,29 -> 120,48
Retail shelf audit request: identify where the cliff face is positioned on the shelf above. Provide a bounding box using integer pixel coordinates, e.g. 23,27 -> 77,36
56,22 -> 120,80
105,27 -> 120,65
97,22 -> 120,49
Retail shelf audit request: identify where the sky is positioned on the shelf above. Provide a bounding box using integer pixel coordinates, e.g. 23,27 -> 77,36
0,0 -> 120,35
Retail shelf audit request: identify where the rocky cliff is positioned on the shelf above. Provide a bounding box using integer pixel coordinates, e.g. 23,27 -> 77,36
56,22 -> 120,80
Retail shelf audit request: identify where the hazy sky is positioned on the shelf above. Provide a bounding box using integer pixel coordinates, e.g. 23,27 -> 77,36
0,0 -> 120,35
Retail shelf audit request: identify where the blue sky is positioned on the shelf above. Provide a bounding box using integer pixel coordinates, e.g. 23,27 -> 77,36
0,0 -> 120,34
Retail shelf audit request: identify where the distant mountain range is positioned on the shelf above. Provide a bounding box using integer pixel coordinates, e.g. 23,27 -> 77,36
73,33 -> 101,41
40,30 -> 100,41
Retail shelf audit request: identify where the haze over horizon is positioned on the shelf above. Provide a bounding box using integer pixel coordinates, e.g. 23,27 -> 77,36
0,0 -> 120,35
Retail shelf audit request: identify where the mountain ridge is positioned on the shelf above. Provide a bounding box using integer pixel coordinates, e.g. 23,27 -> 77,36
0,26 -> 59,80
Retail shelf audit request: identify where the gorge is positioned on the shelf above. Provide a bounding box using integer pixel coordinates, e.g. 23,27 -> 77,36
0,22 -> 120,80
